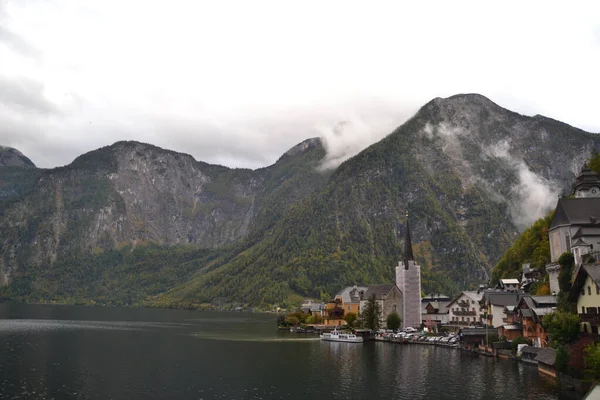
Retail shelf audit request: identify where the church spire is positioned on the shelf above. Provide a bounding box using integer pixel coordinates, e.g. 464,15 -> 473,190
404,211 -> 414,269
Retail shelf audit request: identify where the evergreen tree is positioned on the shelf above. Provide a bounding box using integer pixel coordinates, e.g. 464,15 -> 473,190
359,294 -> 382,331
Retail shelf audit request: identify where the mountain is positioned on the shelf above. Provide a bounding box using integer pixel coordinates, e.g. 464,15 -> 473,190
0,147 -> 40,216
0,146 -> 35,168
1,94 -> 599,307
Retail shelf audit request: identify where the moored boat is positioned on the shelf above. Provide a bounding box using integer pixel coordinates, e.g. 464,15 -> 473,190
320,329 -> 363,343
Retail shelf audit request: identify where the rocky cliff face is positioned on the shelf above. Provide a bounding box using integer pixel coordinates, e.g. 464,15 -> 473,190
1,94 -> 599,305
0,139 -> 328,285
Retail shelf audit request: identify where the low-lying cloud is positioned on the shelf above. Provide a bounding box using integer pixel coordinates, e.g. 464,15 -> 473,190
423,122 -> 561,231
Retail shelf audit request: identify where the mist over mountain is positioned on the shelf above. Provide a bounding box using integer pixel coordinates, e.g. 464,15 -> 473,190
1,94 -> 598,306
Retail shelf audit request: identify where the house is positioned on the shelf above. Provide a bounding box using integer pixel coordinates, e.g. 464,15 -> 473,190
535,347 -> 558,379
521,264 -> 540,289
480,291 -> 522,328
324,285 -> 368,326
447,291 -> 483,328
568,263 -> 600,336
497,305 -> 522,340
545,164 -> 600,294
521,346 -> 542,364
421,293 -> 451,329
498,278 -> 520,292
517,295 -> 558,347
458,327 -> 498,351
359,284 -> 403,328
301,300 -> 324,319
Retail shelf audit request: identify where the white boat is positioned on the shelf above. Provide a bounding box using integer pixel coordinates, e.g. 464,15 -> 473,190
320,329 -> 363,343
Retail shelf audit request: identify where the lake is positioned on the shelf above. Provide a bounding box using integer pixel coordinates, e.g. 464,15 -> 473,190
0,303 -> 574,399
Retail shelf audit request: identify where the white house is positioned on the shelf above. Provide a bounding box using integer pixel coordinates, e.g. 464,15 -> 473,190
447,291 -> 483,328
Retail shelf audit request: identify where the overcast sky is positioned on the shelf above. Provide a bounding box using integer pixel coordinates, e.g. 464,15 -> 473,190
1,0 -> 599,169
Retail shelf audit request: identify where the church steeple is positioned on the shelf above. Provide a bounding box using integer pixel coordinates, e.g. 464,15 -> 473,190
404,212 -> 414,269
573,163 -> 600,198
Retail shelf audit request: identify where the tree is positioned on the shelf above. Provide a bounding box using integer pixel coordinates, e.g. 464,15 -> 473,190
285,315 -> 299,326
359,294 -> 382,331
543,311 -> 581,347
344,312 -> 358,329
558,252 -> 574,293
556,345 -> 569,374
386,312 -> 401,331
511,336 -> 532,352
585,342 -> 600,382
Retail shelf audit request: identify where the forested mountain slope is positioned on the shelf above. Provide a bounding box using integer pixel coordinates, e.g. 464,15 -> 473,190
1,94 -> 599,307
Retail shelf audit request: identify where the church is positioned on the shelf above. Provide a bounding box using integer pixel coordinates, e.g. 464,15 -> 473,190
546,164 -> 600,294
396,214 -> 422,329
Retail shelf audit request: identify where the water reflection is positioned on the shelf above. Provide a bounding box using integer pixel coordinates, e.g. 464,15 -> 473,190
0,304 -> 568,400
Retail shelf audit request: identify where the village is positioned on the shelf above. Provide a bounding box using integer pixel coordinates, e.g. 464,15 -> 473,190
279,164 -> 600,392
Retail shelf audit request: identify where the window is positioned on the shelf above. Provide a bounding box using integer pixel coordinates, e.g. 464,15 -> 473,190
597,285 -> 599,295
583,306 -> 586,313
589,286 -> 592,296
348,306 -> 350,311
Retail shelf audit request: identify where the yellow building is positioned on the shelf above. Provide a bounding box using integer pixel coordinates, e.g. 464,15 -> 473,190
569,263 -> 600,336
323,286 -> 367,326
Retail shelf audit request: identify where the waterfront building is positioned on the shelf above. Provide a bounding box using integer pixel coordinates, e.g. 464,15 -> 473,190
324,285 -> 368,326
480,291 -> 522,328
421,293 -> 451,329
516,295 -> 558,347
447,291 -> 483,328
497,305 -> 522,340
396,215 -> 422,329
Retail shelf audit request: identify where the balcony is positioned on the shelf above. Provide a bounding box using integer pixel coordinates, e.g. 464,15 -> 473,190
457,300 -> 470,308
454,310 -> 477,316
580,313 -> 600,325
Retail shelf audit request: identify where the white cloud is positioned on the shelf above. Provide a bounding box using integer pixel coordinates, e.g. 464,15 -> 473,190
0,0 -> 598,169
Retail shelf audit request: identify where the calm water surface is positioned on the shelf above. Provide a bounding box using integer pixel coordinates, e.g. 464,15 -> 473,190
0,304 -> 573,399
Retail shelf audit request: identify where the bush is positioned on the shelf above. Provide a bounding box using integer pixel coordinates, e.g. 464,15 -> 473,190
511,336 -> 532,352
386,312 -> 402,331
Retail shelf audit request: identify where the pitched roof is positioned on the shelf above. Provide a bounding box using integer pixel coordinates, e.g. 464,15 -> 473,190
530,296 -> 558,307
447,291 -> 483,307
363,284 -> 397,300
550,198 -> 600,229
422,293 -> 450,301
336,286 -> 369,304
421,300 -> 450,314
484,292 -> 522,307
521,346 -> 542,355
569,264 -> 600,302
535,348 -> 557,366
532,308 -> 555,317
460,328 -> 497,336
502,324 -> 522,330
500,279 -> 520,285
572,238 -> 591,247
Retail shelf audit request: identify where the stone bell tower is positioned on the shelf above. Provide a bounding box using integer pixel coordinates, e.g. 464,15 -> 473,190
396,213 -> 422,329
